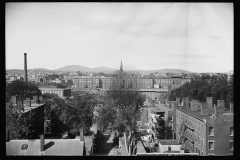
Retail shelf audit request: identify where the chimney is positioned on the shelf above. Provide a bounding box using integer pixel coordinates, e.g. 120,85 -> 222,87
24,53 -> 28,82
200,102 -> 209,115
176,97 -> 180,106
26,98 -> 31,108
206,97 -> 213,107
191,100 -> 198,111
11,95 -> 17,104
217,100 -> 225,108
215,100 -> 225,117
40,134 -> 44,151
196,102 -> 201,111
183,97 -> 189,107
39,96 -> 43,103
17,98 -> 24,110
230,102 -> 234,113
80,129 -> 84,141
33,95 -> 39,104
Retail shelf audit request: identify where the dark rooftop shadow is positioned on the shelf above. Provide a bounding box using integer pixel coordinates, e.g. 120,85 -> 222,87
44,141 -> 55,151
94,135 -> 113,155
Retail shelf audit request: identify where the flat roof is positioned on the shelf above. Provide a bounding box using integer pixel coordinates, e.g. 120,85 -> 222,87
6,139 -> 84,156
175,106 -> 231,121
39,88 -> 71,91
159,140 -> 180,145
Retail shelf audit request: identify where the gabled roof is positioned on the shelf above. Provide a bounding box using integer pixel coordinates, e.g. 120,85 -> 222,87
6,139 -> 84,156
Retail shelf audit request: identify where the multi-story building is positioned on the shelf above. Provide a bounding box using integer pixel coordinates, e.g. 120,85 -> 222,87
74,77 -> 190,91
73,61 -> 191,99
175,98 -> 233,156
148,107 -> 168,139
39,88 -> 71,98
153,103 -> 176,140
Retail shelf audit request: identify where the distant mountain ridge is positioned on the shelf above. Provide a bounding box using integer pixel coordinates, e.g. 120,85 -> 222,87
129,69 -> 191,74
55,65 -> 116,72
6,65 -> 193,74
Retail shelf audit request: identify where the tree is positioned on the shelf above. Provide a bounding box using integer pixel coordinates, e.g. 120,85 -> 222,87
96,89 -> 145,134
6,80 -> 42,102
60,94 -> 98,135
169,73 -> 233,108
41,93 -> 98,137
55,83 -> 68,88
6,103 -> 38,139
95,104 -> 117,132
155,117 -> 172,139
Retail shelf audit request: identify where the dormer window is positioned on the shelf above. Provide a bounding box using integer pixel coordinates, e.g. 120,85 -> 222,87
21,144 -> 28,150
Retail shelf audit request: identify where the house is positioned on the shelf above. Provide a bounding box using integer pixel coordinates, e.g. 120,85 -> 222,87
39,88 -> 71,98
6,134 -> 85,156
158,140 -> 184,153
175,98 -> 233,156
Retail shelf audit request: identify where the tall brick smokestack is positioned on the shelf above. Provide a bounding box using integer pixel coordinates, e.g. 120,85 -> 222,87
24,53 -> 27,82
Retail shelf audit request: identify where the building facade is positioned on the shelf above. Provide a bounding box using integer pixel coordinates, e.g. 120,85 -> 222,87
175,99 -> 233,156
74,77 -> 190,91
39,88 -> 71,98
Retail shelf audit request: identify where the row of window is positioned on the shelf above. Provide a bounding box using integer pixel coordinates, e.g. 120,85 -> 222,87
41,91 -> 63,96
209,127 -> 233,136
177,112 -> 205,134
208,141 -> 234,150
75,79 -> 190,88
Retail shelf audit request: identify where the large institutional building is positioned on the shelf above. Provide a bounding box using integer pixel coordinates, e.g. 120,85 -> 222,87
73,61 -> 191,100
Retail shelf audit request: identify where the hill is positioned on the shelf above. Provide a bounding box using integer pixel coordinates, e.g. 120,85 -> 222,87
127,69 -> 191,74
156,69 -> 191,74
29,68 -> 51,71
6,66 -> 191,75
54,65 -> 116,73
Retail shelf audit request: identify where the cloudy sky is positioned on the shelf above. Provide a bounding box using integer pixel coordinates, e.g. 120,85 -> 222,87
6,3 -> 233,73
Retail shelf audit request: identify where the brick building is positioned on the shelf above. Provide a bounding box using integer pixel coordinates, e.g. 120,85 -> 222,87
175,98 -> 233,156
39,88 -> 71,98
73,61 -> 190,100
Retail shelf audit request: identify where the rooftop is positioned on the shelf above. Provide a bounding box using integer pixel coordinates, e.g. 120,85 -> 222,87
39,88 -> 71,91
23,103 -> 45,113
159,140 -> 180,145
6,139 -> 84,156
165,151 -> 181,153
148,107 -> 165,113
175,106 -> 231,122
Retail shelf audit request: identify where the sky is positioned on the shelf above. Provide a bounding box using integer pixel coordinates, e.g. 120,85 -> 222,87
6,3 -> 233,73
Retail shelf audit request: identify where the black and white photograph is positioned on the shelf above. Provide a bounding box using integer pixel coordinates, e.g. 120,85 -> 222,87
6,2 -> 233,156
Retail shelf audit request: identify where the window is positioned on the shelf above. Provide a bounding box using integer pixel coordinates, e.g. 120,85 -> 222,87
202,151 -> 204,156
230,127 -> 234,136
169,116 -> 173,121
209,127 -> 214,136
169,131 -> 173,139
208,141 -> 214,150
230,142 -> 234,150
